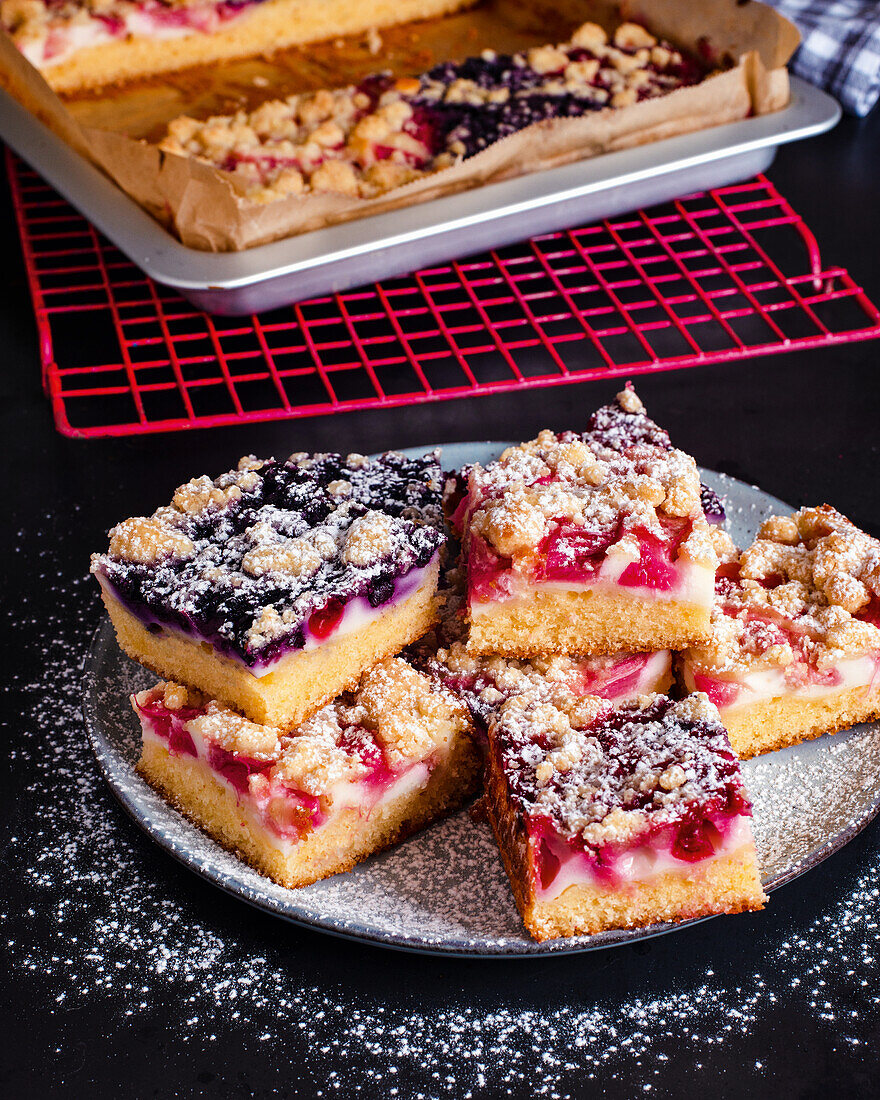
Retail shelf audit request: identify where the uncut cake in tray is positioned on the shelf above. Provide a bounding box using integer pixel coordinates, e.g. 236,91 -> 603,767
0,0 -> 798,251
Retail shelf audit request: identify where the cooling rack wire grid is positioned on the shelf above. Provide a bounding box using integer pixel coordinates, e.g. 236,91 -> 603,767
8,152 -> 880,438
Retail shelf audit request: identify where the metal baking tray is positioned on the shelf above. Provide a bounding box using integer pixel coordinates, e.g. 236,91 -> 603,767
0,75 -> 839,316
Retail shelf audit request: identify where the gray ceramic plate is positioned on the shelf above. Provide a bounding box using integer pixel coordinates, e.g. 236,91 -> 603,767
83,445 -> 880,956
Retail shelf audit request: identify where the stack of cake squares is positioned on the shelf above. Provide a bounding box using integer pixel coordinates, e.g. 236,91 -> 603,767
91,449 -> 483,891
427,386 -> 768,940
91,387 -> 880,942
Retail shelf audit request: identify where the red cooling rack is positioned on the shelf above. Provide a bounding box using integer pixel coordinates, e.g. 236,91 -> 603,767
8,150 -> 880,438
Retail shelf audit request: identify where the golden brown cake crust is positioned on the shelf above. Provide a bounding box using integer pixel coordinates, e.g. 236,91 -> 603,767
520,850 -> 766,941
466,587 -> 710,657
722,686 -> 880,761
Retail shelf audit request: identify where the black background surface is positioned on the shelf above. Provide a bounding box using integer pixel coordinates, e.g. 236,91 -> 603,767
1,103 -> 879,1100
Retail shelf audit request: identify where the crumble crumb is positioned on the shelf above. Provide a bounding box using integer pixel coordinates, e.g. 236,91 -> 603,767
106,516 -> 194,565
342,512 -> 396,567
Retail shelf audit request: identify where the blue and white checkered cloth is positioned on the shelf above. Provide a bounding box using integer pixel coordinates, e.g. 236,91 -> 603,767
765,0 -> 880,115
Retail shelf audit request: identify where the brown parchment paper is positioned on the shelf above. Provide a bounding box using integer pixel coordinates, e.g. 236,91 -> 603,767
0,0 -> 799,252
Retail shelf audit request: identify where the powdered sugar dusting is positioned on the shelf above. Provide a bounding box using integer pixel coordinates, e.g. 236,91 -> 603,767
4,457 -> 880,1093
747,726 -> 880,877
91,449 -> 444,665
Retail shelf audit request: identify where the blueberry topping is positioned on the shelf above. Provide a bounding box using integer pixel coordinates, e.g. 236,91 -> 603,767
94,451 -> 445,665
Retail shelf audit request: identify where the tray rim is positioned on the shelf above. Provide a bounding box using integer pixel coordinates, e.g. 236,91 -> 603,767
1,75 -> 839,293
81,450 -> 880,957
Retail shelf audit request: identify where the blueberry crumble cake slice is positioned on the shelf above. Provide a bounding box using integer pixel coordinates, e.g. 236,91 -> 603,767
2,0 -> 477,93
481,689 -> 765,941
91,450 -> 445,729
449,387 -> 719,658
679,507 -> 880,760
158,22 -> 706,203
134,657 -> 481,888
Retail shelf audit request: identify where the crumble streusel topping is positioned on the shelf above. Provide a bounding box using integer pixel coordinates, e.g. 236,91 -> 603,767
686,505 -> 880,674
156,22 -> 704,203
584,384 -> 672,456
171,468 -> 262,516
413,563 -> 665,730
487,691 -> 748,847
585,385 -> 726,525
342,512 -> 397,568
107,515 -> 195,565
92,450 -> 444,665
462,419 -> 715,570
441,387 -> 726,532
357,657 -> 466,766
431,637 -> 644,731
191,706 -> 282,761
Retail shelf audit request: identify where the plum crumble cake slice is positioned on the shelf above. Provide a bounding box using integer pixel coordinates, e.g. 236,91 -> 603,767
450,388 -> 718,657
2,0 -> 477,93
679,507 -> 880,760
481,689 -> 765,941
158,22 -> 705,203
91,450 -> 445,729
134,658 -> 481,889
433,644 -> 674,736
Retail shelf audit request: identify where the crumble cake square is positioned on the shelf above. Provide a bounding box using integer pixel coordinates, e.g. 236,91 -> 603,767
480,687 -> 765,941
448,388 -> 718,657
133,657 -> 481,889
679,506 -> 880,760
92,450 -> 445,729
